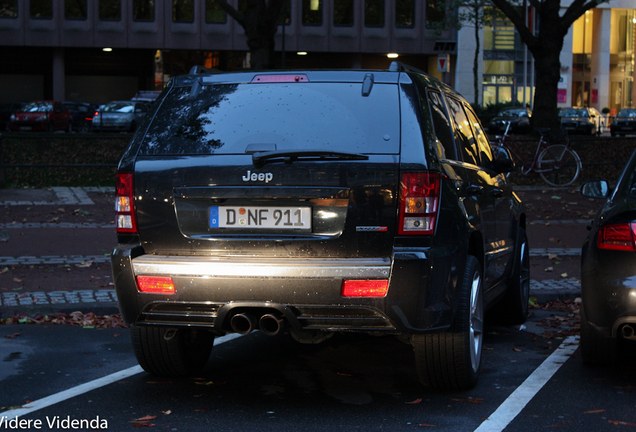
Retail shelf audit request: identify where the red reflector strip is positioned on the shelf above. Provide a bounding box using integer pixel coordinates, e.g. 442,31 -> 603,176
137,276 -> 176,294
341,280 -> 389,298
251,74 -> 309,83
597,223 -> 636,251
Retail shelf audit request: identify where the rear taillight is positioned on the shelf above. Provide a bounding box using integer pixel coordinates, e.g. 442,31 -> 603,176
137,276 -> 175,294
597,223 -> 636,251
341,280 -> 389,298
398,172 -> 440,235
116,173 -> 137,233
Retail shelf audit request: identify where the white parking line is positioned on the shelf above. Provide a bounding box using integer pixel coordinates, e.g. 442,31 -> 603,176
473,335 -> 580,432
0,333 -> 243,421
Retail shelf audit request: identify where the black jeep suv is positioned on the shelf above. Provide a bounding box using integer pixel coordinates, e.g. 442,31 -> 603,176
112,63 -> 527,390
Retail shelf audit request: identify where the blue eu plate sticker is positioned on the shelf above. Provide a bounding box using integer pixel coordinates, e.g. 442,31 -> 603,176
209,207 -> 219,228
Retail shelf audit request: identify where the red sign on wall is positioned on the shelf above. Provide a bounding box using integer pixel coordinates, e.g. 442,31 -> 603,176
557,89 -> 567,103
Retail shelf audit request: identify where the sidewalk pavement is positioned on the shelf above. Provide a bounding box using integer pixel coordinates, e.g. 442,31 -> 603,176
0,186 -> 583,316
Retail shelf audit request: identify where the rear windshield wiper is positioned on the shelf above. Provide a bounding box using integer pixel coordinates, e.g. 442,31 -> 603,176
252,150 -> 369,168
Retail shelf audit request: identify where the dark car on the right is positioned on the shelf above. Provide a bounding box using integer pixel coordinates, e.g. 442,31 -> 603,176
610,108 -> 636,137
580,150 -> 636,364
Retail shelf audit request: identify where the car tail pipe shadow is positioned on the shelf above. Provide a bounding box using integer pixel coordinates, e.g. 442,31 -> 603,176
620,324 -> 636,341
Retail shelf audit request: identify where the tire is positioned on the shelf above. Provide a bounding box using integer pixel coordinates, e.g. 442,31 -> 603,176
537,145 -> 582,186
131,326 -> 214,376
489,227 -> 530,325
412,255 -> 483,390
580,308 -> 618,365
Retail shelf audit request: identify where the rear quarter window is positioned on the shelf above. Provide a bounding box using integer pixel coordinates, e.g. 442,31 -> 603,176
140,82 -> 401,155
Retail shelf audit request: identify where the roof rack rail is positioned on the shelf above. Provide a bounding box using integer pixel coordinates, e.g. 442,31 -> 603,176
189,66 -> 224,75
388,61 -> 425,74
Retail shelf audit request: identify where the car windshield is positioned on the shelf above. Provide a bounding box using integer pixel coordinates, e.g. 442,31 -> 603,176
21,102 -> 52,113
617,109 -> 636,118
103,102 -> 134,113
559,108 -> 588,117
139,82 -> 401,155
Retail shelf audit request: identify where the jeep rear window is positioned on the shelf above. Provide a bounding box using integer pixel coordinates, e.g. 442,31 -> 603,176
139,83 -> 400,155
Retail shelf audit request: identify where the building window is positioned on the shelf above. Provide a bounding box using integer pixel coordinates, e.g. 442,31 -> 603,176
205,0 -> 226,23
364,0 -> 384,27
0,0 -> 18,18
425,0 -> 444,29
334,0 -> 353,26
395,0 -> 414,28
133,0 -> 154,21
31,0 -> 52,19
65,0 -> 87,20
173,0 -> 194,22
99,0 -> 121,20
302,0 -> 322,26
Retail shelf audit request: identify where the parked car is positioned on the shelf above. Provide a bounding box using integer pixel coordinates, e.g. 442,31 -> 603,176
580,150 -> 636,364
610,108 -> 636,137
8,100 -> 73,132
92,101 -> 148,132
111,63 -> 526,390
63,101 -> 97,133
488,107 -> 532,135
0,102 -> 27,131
559,106 -> 605,136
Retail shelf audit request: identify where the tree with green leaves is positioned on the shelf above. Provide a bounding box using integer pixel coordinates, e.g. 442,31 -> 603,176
489,0 -> 609,129
213,0 -> 286,70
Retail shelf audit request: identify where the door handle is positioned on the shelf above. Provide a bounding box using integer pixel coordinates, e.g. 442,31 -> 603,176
465,184 -> 484,196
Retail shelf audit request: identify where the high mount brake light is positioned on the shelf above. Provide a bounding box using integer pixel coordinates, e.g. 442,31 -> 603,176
597,223 -> 636,251
251,74 -> 309,83
115,173 -> 137,233
341,280 -> 389,298
398,172 -> 440,235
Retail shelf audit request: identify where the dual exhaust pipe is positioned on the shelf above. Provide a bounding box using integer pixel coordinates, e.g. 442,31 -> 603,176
230,312 -> 285,336
621,323 -> 636,341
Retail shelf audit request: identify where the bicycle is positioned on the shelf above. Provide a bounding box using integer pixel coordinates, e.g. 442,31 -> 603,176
493,121 -> 582,186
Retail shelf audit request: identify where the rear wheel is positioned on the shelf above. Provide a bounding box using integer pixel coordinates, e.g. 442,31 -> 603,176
537,145 -> 581,186
131,326 -> 214,376
580,308 -> 618,365
412,255 -> 483,390
489,228 -> 530,325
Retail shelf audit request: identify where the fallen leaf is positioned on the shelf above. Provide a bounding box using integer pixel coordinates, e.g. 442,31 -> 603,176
4,333 -> 20,339
12,278 -> 22,283
451,398 -> 484,404
406,398 -> 422,404
551,195 -> 562,200
419,424 -> 437,427
513,348 -> 522,352
545,267 -> 554,272
130,415 -> 157,422
561,273 -> 568,278
194,408 -> 211,412
548,253 -> 559,260
584,409 -> 606,414
549,237 -> 559,243
609,420 -> 636,427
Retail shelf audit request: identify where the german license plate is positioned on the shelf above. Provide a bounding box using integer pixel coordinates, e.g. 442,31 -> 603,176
210,206 -> 311,230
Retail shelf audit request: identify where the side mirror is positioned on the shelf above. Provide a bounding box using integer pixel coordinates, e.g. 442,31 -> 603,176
492,145 -> 515,173
580,179 -> 610,199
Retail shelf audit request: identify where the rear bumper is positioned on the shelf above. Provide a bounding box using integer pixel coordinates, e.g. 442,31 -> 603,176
111,245 -> 459,335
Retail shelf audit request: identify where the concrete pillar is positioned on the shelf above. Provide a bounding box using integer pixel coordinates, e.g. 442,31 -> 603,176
52,48 -> 65,101
455,22 -> 482,106
591,9 -> 611,111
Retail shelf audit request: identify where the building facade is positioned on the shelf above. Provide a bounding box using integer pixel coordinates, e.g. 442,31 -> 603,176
0,0 -> 457,104
455,0 -> 636,113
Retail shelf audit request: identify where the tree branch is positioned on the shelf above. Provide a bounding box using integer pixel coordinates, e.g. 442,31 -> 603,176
214,0 -> 245,26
